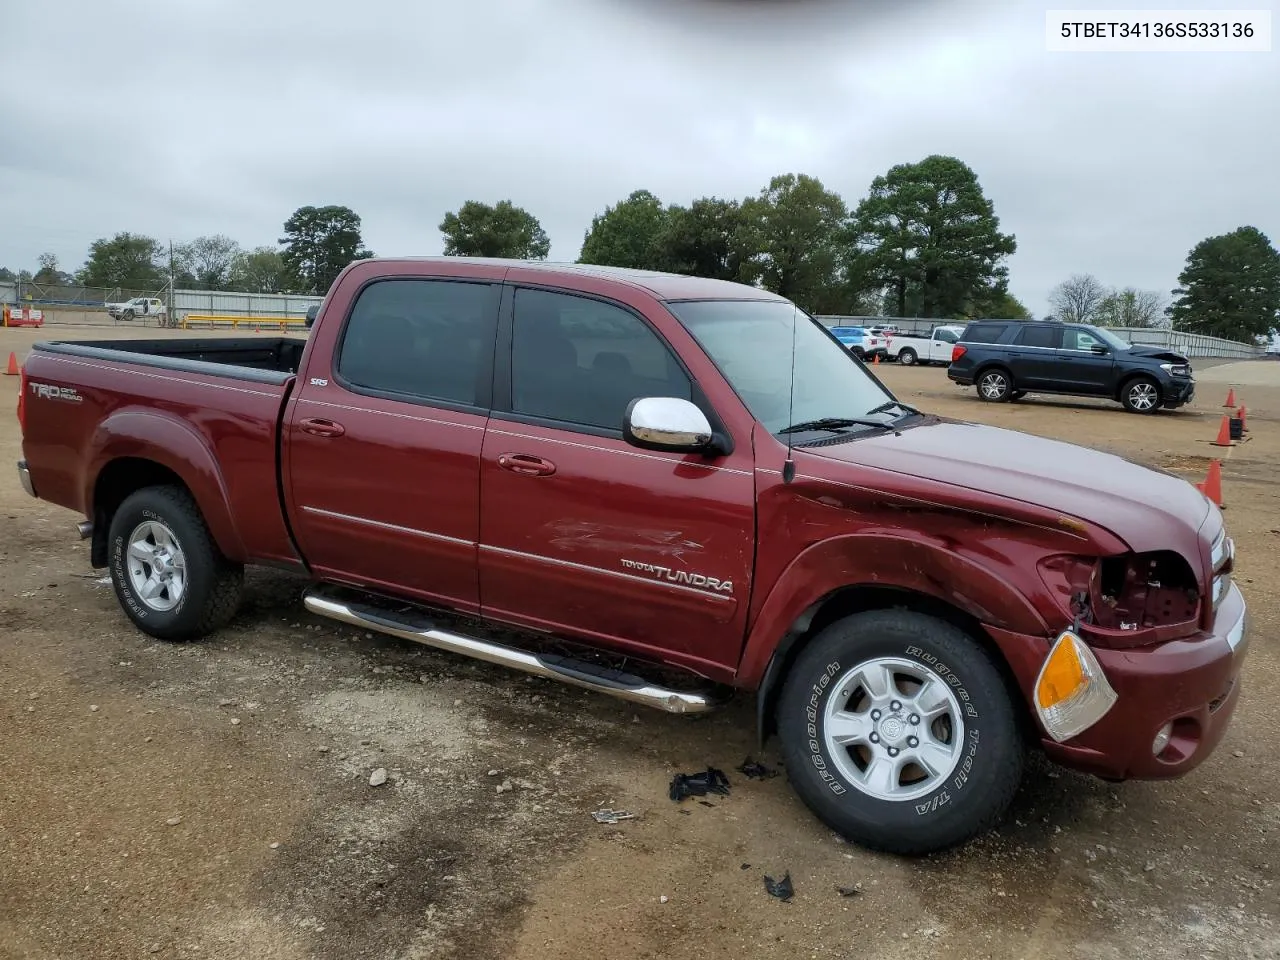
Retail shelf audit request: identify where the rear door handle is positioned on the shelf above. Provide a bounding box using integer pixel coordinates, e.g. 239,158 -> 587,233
299,417 -> 345,438
497,453 -> 556,477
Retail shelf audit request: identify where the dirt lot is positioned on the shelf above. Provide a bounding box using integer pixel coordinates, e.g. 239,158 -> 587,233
2,325 -> 1278,960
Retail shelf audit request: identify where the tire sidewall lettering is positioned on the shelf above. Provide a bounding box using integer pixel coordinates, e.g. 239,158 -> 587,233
113,512 -> 188,620
112,533 -> 148,620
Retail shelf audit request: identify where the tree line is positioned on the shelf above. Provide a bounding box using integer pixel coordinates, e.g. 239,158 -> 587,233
0,205 -> 373,298
3,157 -> 1276,340
1044,226 -> 1280,341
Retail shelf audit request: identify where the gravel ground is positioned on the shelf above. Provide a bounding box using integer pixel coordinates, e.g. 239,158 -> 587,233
1,326 -> 1277,960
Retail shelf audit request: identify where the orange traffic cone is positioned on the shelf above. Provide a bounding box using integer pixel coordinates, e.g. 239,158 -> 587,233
4,352 -> 18,376
1211,414 -> 1234,447
1196,459 -> 1224,507
1223,388 -> 1236,408
873,354 -> 880,365
1237,405 -> 1248,433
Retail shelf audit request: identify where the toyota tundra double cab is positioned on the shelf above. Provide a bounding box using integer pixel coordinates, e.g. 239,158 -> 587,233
16,257 -> 1249,855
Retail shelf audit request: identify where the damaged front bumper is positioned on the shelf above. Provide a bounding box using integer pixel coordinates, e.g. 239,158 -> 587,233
991,580 -> 1248,780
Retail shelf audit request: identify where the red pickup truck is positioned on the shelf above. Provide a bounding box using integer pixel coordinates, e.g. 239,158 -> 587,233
16,257 -> 1248,855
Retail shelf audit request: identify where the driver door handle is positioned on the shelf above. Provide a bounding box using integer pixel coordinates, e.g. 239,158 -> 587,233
498,453 -> 556,477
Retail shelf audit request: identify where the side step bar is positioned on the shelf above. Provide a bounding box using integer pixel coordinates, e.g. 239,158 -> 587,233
303,587 -> 725,715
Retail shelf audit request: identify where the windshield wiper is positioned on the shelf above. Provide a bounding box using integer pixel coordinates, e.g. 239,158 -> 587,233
866,399 -> 921,417
779,417 -> 899,435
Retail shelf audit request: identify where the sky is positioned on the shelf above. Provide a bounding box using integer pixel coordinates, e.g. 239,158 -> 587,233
1,0 -> 1276,319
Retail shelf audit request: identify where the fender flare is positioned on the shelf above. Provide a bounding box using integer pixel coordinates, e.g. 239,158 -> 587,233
83,408 -> 247,562
739,532 -> 1051,691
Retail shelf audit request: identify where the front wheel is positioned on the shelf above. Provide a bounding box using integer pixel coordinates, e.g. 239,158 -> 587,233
898,348 -> 918,366
776,610 -> 1025,855
977,369 -> 1013,402
1121,377 -> 1161,414
108,485 -> 244,641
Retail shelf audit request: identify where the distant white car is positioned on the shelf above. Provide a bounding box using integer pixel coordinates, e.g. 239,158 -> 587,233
886,325 -> 967,366
105,296 -> 167,322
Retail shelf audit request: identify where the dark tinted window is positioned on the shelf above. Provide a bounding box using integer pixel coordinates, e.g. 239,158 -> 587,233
1015,324 -> 1062,349
962,323 -> 1007,343
934,328 -> 958,343
510,288 -> 692,431
337,279 -> 497,406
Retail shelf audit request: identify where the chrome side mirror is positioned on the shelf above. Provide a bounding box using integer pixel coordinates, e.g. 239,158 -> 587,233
624,397 -> 713,453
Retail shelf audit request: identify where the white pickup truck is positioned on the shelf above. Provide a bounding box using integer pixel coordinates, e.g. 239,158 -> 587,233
105,297 -> 167,322
887,324 -> 966,365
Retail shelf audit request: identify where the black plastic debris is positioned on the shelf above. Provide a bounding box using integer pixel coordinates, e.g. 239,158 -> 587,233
697,800 -> 716,808
764,872 -> 794,901
740,863 -> 751,871
836,884 -> 862,897
737,758 -> 779,780
669,767 -> 730,802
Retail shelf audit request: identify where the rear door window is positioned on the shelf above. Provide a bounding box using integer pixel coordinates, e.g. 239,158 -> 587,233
1014,325 -> 1063,349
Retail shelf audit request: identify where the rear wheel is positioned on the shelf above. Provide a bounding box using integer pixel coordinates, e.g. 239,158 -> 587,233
898,348 -> 918,366
776,610 -> 1024,855
108,485 -> 244,641
1121,377 -> 1161,414
977,368 -> 1013,402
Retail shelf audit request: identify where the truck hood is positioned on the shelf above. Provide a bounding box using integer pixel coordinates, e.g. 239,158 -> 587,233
1123,345 -> 1190,365
801,418 -> 1211,554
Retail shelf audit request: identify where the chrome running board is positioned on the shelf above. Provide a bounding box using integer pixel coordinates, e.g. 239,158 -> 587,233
303,587 -> 725,715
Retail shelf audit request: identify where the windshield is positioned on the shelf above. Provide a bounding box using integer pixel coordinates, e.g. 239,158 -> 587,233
665,299 -> 898,434
1090,326 -> 1132,350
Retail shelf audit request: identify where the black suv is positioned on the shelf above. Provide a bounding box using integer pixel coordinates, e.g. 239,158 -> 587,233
947,320 -> 1195,414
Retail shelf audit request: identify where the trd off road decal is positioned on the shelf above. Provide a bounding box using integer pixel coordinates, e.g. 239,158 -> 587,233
28,382 -> 84,403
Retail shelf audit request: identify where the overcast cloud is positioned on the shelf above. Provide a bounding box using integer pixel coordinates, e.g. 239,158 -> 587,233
1,0 -> 1276,316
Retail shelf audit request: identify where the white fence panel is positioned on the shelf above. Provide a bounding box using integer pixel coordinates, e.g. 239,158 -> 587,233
173,289 -> 324,319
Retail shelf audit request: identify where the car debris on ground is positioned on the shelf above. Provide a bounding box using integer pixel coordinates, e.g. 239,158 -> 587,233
668,767 -> 730,802
737,757 -> 779,780
590,809 -> 635,824
763,872 -> 794,901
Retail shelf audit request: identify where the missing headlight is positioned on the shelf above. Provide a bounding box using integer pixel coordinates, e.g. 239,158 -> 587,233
1094,551 -> 1199,630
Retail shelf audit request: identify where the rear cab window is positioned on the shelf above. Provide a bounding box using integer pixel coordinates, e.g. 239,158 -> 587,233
335,278 -> 500,409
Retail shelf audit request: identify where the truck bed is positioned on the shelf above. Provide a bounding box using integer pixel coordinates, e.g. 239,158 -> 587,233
32,337 -> 307,384
21,336 -> 304,569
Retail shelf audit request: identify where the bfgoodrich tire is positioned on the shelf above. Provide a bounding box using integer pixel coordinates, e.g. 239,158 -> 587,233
776,610 -> 1024,855
108,485 -> 244,641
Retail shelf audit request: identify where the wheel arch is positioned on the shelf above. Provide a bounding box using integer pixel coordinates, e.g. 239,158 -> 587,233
754,584 -> 1036,750
85,411 -> 247,568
